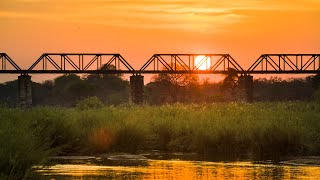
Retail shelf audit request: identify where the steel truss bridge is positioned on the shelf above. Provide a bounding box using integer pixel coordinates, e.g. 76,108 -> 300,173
0,53 -> 319,75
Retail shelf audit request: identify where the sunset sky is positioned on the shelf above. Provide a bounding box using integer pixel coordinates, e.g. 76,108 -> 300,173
0,0 -> 319,82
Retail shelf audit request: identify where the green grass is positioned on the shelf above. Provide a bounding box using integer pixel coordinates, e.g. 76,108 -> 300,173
0,108 -> 55,179
1,102 -> 320,178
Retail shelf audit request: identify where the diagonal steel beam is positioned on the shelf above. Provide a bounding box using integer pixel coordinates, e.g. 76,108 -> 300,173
0,53 -> 22,71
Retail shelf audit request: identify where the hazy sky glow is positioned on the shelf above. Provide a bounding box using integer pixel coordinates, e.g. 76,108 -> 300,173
1,0 -> 320,32
0,0 -> 319,82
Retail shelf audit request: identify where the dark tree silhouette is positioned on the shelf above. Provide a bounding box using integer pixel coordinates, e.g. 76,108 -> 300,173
145,63 -> 199,104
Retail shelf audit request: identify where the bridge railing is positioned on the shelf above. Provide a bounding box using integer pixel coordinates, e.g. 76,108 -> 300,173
139,54 -> 245,74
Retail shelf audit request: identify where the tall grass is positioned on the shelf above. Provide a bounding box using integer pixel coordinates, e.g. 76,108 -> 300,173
0,108 -> 55,179
1,102 -> 320,178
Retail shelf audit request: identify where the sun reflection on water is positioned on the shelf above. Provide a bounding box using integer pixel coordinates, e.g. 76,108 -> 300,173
34,160 -> 320,179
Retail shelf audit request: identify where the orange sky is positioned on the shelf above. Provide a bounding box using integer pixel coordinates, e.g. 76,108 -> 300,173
0,0 -> 320,82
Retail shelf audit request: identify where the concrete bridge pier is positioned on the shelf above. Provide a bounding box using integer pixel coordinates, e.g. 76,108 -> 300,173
130,75 -> 144,104
18,74 -> 32,108
238,75 -> 253,102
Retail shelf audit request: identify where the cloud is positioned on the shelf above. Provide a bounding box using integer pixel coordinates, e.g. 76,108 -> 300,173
0,0 -> 319,33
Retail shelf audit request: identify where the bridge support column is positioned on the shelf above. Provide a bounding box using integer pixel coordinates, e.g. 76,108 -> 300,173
238,75 -> 253,102
130,75 -> 144,104
18,75 -> 32,108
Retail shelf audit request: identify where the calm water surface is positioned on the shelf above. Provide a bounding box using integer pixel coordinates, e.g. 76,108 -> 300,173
33,158 -> 320,179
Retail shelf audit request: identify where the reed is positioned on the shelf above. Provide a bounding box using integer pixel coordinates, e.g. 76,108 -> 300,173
1,102 -> 319,178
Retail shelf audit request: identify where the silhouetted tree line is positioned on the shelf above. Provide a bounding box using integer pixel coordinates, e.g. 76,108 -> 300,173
0,72 -> 319,107
0,73 -> 129,107
145,73 -> 320,104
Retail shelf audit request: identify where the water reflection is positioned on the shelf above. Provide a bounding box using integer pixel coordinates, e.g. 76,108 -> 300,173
34,160 -> 320,179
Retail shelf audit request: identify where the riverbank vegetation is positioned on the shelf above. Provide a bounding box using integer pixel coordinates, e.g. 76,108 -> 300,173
1,101 -> 320,178
0,71 -> 319,178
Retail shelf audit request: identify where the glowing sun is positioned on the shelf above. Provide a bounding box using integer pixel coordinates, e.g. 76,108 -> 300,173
194,55 -> 211,70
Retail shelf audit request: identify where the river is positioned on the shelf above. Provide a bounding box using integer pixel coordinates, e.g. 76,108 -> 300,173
32,155 -> 320,179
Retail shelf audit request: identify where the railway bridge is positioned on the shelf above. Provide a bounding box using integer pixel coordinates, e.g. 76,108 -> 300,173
0,53 -> 319,107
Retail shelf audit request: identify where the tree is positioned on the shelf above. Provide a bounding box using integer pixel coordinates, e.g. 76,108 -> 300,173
253,77 -> 313,101
307,73 -> 320,90
221,68 -> 239,101
83,65 -> 130,105
307,73 -> 320,102
222,68 -> 239,90
51,74 -> 83,106
32,80 -> 54,105
0,80 -> 18,107
145,63 -> 200,104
